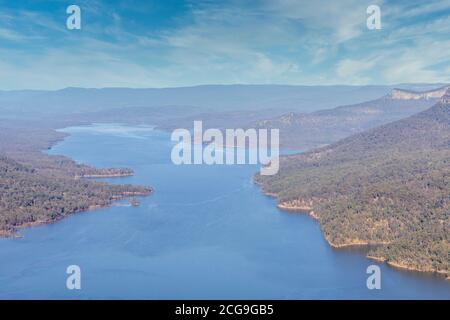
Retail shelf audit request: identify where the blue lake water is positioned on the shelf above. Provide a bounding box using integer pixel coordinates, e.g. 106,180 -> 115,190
0,123 -> 449,299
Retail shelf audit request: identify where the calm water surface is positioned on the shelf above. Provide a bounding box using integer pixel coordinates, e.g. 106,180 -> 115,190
0,124 -> 449,299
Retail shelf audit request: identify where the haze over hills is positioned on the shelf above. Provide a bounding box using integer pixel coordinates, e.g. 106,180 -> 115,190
254,86 -> 449,150
0,84 -> 443,120
255,89 -> 450,276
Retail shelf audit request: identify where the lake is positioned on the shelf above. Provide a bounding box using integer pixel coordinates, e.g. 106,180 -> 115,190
0,123 -> 448,299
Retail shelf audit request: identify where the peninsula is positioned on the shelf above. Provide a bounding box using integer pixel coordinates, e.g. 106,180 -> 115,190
0,125 -> 152,237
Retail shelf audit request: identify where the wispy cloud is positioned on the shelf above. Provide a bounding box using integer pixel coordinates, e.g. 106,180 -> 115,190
0,0 -> 448,89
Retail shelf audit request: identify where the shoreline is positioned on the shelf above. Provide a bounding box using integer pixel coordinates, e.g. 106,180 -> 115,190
76,173 -> 134,178
0,125 -> 153,238
278,202 -> 389,248
0,189 -> 153,238
367,255 -> 450,279
268,195 -> 449,279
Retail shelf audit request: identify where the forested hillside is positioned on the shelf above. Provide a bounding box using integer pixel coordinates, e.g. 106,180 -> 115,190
256,90 -> 450,276
0,125 -> 151,236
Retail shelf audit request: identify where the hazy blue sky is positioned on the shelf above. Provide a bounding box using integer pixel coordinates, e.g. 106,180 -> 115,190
0,0 -> 449,89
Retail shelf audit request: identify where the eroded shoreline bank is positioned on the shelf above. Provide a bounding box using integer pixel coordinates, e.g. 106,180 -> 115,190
261,189 -> 449,280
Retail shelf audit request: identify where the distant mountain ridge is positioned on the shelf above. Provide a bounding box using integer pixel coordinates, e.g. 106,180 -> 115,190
254,87 -> 445,150
0,84 -> 444,121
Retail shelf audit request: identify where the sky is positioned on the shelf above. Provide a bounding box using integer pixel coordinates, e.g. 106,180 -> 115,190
0,0 -> 449,89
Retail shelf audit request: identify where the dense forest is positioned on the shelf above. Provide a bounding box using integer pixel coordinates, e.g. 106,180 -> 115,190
0,125 -> 152,236
256,90 -> 450,277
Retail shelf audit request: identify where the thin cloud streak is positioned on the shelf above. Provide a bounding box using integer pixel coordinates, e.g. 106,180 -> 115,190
0,0 -> 448,89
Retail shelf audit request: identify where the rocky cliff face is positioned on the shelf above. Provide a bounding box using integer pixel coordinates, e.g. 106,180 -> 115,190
441,88 -> 450,104
389,85 -> 449,100
254,93 -> 436,149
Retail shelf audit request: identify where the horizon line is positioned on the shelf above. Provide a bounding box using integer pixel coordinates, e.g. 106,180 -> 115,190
1,82 -> 449,93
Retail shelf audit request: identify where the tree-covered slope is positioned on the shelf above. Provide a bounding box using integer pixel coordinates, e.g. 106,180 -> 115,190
0,155 -> 151,236
0,125 -> 152,236
256,90 -> 450,276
